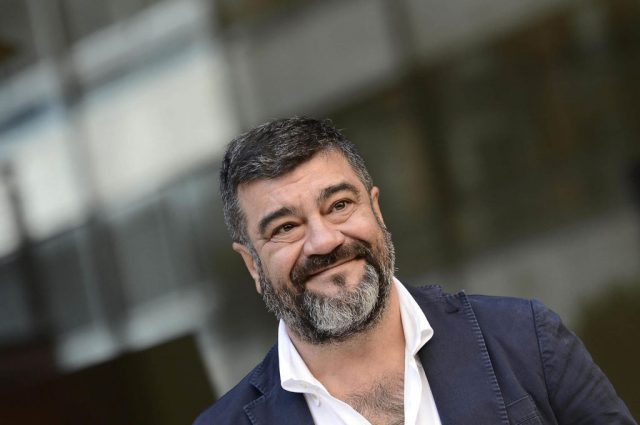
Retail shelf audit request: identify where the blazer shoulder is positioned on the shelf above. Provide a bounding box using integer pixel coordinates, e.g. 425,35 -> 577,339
465,294 -> 540,340
192,372 -> 258,425
409,284 -> 537,322
467,293 -> 536,318
193,345 -> 278,425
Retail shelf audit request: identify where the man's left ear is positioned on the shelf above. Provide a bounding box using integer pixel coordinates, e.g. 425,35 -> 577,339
370,186 -> 384,225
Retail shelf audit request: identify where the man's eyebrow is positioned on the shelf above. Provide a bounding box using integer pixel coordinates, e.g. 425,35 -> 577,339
258,206 -> 298,236
318,182 -> 361,206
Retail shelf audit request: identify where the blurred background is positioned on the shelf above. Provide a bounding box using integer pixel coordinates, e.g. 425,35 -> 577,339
0,0 -> 638,423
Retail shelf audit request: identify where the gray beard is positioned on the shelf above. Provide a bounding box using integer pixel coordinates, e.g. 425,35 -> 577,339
256,228 -> 395,345
303,264 -> 380,334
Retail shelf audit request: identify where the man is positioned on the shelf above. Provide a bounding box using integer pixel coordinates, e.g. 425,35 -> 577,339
194,117 -> 635,424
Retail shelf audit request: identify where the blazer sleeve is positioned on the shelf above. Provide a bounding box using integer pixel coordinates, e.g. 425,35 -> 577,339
532,300 -> 637,424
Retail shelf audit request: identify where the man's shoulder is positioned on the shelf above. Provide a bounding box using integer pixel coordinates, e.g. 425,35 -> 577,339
408,284 -> 544,335
466,292 -> 538,317
193,345 -> 279,425
408,283 -> 537,313
192,374 -> 255,425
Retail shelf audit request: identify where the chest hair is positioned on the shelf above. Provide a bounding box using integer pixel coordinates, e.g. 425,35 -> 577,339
343,373 -> 404,425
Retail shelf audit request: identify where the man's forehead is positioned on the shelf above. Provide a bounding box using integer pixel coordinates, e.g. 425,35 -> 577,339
236,152 -> 363,209
238,151 -> 357,190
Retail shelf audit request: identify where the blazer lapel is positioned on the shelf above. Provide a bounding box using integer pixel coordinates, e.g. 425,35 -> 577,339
409,286 -> 510,425
243,346 -> 315,425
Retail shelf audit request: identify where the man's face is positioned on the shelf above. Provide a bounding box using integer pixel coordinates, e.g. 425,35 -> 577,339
233,150 -> 395,344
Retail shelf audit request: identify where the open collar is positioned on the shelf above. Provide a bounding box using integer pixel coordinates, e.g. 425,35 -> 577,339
243,284 -> 510,425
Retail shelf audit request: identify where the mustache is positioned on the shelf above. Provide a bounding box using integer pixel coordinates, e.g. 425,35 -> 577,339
290,241 -> 374,289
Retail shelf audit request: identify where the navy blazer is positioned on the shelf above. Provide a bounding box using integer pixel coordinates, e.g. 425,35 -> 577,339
194,285 -> 636,424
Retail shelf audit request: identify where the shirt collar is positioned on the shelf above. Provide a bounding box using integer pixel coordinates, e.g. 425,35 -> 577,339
278,278 -> 435,391
278,316 -> 324,393
394,277 -> 434,356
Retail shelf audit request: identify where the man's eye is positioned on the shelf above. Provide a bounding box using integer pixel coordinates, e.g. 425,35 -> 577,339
274,223 -> 295,235
332,200 -> 351,211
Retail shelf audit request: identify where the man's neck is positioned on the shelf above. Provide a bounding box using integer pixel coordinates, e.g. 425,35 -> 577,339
287,284 -> 406,397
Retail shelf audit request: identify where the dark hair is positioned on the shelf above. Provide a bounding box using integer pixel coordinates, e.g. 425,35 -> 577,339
220,117 -> 373,246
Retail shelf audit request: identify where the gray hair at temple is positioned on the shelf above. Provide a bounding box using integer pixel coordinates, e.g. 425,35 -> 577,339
219,117 -> 374,248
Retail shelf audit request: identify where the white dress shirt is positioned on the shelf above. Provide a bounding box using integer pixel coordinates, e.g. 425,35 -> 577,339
278,278 -> 442,424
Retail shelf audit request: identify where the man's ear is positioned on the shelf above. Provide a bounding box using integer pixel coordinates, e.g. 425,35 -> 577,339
232,242 -> 262,294
369,186 -> 385,225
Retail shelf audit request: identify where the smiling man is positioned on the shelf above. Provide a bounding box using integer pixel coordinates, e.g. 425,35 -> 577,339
194,117 -> 635,425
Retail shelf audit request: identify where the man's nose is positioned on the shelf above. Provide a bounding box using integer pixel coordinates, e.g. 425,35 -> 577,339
302,218 -> 345,257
